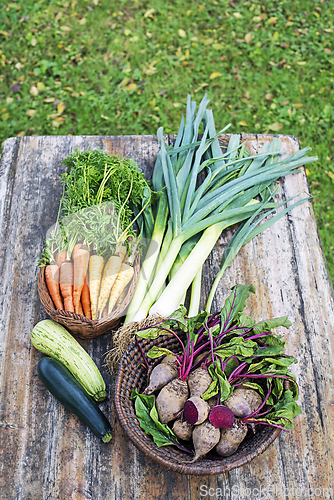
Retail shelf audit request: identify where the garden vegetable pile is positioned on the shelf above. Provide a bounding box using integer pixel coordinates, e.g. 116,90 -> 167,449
131,284 -> 302,461
31,94 -> 311,456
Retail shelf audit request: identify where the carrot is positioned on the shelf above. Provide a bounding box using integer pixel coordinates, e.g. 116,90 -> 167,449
60,260 -> 74,312
81,274 -> 92,319
108,261 -> 134,315
77,300 -> 84,316
89,255 -> 104,320
72,243 -> 83,261
97,244 -> 127,317
56,250 -> 67,268
73,245 -> 90,314
45,264 -> 63,310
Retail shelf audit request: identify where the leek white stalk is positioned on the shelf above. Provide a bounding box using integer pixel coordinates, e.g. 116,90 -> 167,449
149,224 -> 224,318
188,266 -> 203,318
125,191 -> 168,322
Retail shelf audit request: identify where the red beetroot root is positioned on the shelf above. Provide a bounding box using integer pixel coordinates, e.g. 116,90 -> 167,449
187,367 -> 212,398
143,355 -> 178,395
186,420 -> 221,463
223,388 -> 262,418
216,420 -> 248,457
156,378 -> 189,424
172,419 -> 193,441
184,396 -> 210,425
209,405 -> 235,429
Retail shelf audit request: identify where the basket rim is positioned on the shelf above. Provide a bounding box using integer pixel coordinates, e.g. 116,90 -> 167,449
114,334 -> 285,476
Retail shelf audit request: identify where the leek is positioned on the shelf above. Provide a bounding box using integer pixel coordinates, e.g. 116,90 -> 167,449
126,94 -> 317,323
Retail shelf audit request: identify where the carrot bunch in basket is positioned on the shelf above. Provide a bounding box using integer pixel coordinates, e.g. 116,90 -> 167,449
42,239 -> 138,320
40,207 -> 139,321
38,148 -> 153,320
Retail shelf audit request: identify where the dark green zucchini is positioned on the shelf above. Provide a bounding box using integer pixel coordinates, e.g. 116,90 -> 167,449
38,356 -> 112,443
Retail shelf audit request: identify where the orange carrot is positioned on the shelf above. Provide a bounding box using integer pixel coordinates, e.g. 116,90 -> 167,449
73,245 -> 90,314
77,300 -> 84,316
72,243 -> 83,261
45,264 -> 63,310
81,274 -> 92,319
56,250 -> 67,268
60,260 -> 74,312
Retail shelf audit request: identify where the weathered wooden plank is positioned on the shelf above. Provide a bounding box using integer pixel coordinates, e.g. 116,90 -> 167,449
0,133 -> 333,500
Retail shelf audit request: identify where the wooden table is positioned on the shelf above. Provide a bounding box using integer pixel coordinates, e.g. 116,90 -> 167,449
1,134 -> 334,500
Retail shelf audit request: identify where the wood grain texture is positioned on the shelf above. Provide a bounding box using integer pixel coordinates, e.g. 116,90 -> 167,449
0,134 -> 333,500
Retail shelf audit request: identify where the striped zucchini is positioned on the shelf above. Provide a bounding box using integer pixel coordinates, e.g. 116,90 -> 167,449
31,319 -> 106,402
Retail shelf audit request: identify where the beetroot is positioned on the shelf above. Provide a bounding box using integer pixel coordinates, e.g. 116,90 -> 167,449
143,356 -> 178,395
156,378 -> 189,424
172,419 -> 193,441
216,420 -> 248,457
187,367 -> 212,398
224,388 -> 262,418
209,405 -> 235,429
183,397 -> 210,425
187,421 -> 221,463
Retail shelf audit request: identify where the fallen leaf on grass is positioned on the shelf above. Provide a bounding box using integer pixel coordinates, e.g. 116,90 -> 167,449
233,12 -> 242,18
325,171 -> 334,180
144,8 -> 155,18
245,33 -> 252,43
6,97 -> 14,105
57,102 -> 66,114
126,83 -> 137,91
30,86 -> 38,96
79,18 -> 86,25
268,122 -> 283,131
178,29 -> 186,38
26,109 -> 36,118
239,121 -> 248,126
44,98 -> 56,103
210,72 -> 222,79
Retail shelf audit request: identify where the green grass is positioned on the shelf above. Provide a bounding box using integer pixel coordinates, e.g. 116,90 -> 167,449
0,0 -> 333,282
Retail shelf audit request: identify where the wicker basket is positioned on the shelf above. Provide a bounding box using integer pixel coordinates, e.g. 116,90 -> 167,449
37,253 -> 140,340
115,333 -> 288,475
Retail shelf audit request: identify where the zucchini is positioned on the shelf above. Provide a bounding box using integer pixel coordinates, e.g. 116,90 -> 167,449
38,356 -> 112,442
31,319 -> 106,402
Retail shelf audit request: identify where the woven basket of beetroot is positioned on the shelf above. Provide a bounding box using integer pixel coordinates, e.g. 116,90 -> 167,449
115,284 -> 302,475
